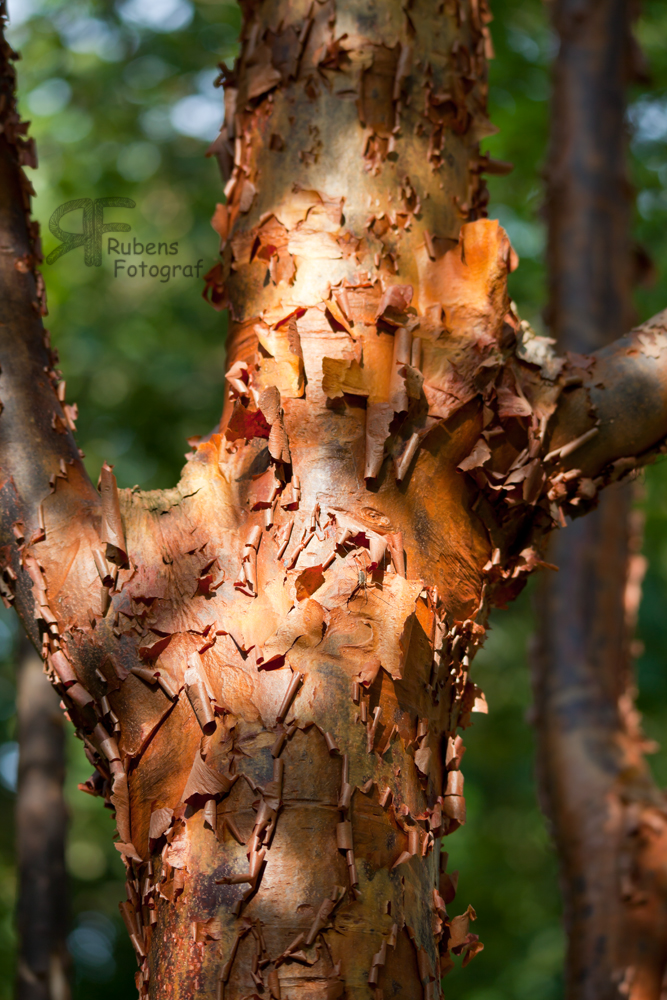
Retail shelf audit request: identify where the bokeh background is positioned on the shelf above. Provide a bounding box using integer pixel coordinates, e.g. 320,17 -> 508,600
1,0 -> 667,997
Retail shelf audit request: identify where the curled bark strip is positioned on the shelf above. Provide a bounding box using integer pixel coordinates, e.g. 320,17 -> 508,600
148,807 -> 173,841
182,753 -> 236,803
185,677 -> 216,734
275,517 -> 294,560
275,671 -> 303,724
99,462 -> 128,567
48,649 -> 76,687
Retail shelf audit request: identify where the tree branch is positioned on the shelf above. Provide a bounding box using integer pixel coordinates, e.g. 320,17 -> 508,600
0,9 -> 100,639
549,313 -> 667,483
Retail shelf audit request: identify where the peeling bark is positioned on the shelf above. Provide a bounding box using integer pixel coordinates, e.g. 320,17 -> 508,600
536,3 -> 667,998
3,2 -> 667,999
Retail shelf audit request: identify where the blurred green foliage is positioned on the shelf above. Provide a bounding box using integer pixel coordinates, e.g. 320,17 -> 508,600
9,0 -> 241,492
0,0 -> 665,997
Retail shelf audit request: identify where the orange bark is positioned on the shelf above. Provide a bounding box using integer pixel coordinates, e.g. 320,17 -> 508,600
3,2 -> 667,999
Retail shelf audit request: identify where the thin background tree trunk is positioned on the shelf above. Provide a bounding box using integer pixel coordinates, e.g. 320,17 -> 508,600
534,1 -> 667,997
15,637 -> 70,1000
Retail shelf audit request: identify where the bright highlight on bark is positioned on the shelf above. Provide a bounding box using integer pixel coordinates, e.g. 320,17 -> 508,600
2,1 -> 667,998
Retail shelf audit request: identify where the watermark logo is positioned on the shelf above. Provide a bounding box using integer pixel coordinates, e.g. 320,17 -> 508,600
46,196 -> 204,282
46,197 -> 136,266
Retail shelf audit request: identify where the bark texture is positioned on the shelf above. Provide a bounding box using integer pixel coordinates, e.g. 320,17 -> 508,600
15,639 -> 70,1000
545,0 -> 634,345
3,2 -> 667,1000
536,2 -> 667,998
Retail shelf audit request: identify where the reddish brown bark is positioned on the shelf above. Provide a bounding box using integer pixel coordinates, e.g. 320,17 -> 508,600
3,2 -> 667,999
544,0 -> 635,344
535,2 -> 667,998
15,638 -> 70,1000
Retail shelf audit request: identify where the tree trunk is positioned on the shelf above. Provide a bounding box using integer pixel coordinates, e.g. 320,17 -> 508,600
15,638 -> 70,1000
534,2 -> 667,998
3,2 -> 667,999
